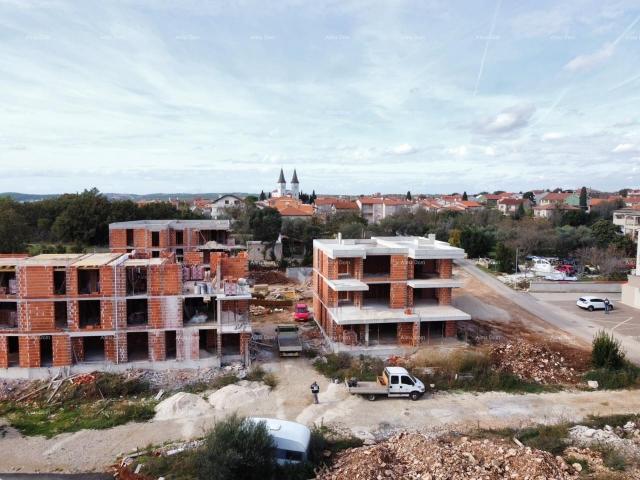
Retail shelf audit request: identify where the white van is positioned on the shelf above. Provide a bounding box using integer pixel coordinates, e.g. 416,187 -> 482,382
250,417 -> 311,464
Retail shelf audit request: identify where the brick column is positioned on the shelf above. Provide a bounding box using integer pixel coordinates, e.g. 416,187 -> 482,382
0,336 -> 8,368
439,259 -> 453,279
239,332 -> 251,363
148,331 -> 166,362
445,321 -> 457,338
71,337 -> 84,363
437,288 -> 452,305
390,283 -> 407,308
19,336 -> 40,368
53,335 -> 71,366
412,321 -> 420,346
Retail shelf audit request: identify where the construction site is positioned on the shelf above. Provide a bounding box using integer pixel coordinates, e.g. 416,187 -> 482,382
0,220 -> 252,376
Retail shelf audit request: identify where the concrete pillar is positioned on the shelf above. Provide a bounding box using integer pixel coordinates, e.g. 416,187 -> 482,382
364,324 -> 369,346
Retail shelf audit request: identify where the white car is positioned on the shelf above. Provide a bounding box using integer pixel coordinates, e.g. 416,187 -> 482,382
577,296 -> 614,312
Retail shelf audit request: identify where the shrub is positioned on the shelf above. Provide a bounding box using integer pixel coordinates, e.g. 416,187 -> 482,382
313,353 -> 383,381
195,414 -> 276,480
601,447 -> 627,471
263,373 -> 278,388
584,366 -> 640,389
592,330 -> 625,370
515,423 -> 571,455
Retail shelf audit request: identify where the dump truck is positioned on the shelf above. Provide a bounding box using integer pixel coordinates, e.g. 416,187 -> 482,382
276,324 -> 302,357
346,366 -> 426,401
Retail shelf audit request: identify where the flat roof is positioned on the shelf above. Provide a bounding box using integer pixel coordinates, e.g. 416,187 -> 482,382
314,235 -> 466,260
22,254 -> 86,267
326,278 -> 370,292
328,303 -> 471,325
72,253 -> 124,268
123,258 -> 166,267
109,219 -> 231,231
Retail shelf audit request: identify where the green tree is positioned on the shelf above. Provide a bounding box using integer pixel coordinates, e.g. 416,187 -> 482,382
514,202 -> 526,220
460,226 -> 495,258
448,228 -> 461,246
592,330 -> 625,370
495,242 -> 516,273
523,191 -> 535,204
310,190 -> 317,203
579,186 -> 588,210
259,190 -> 266,201
591,219 -> 621,247
462,191 -> 468,201
0,198 -> 29,252
195,414 -> 276,480
249,207 -> 282,242
406,191 -> 412,201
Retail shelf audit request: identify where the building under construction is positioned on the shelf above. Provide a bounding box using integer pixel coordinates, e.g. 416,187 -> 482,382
0,220 -> 251,377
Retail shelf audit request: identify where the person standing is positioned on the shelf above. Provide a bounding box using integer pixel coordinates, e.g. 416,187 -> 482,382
310,381 -> 320,404
604,298 -> 610,314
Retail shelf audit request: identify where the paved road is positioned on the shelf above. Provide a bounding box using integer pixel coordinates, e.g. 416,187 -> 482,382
456,259 -> 640,364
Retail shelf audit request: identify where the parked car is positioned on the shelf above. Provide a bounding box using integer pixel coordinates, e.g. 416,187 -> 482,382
545,272 -> 577,281
555,264 -> 576,275
293,303 -> 312,322
576,296 -> 614,312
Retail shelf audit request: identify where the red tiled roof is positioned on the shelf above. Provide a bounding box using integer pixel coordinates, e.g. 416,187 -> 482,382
543,192 -> 571,201
358,196 -> 384,204
534,204 -> 579,211
460,201 -> 482,208
498,198 -> 525,206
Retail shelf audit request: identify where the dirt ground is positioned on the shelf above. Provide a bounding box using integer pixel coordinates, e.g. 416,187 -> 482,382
1,357 -> 640,473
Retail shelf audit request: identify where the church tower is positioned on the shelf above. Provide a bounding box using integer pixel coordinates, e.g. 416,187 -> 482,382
290,169 -> 300,199
276,168 -> 286,197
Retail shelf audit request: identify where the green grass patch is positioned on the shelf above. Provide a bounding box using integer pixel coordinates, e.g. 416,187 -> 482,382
584,363 -> 640,390
313,353 -> 384,381
0,399 -> 156,438
138,449 -> 201,480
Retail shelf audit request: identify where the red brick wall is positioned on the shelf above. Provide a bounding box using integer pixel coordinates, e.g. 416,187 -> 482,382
390,255 -> 408,281
438,259 -> 453,279
239,332 -> 251,359
18,266 -> 54,298
133,229 -> 150,249
148,263 -> 182,296
397,322 -> 420,347
445,321 -> 457,337
221,252 -> 249,280
148,331 -> 165,362
437,288 -> 452,305
390,283 -> 407,309
20,302 -> 55,332
183,251 -> 204,266
109,229 -> 128,252
19,336 -> 40,368
0,336 -> 7,368
71,337 -> 84,363
53,335 -> 71,366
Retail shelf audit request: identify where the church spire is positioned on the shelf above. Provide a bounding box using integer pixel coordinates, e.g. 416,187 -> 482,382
291,169 -> 299,184
277,168 -> 286,184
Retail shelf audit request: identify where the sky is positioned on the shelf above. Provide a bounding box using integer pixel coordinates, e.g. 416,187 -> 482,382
1,0 -> 640,195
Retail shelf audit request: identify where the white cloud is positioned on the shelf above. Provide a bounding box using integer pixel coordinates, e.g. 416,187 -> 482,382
564,43 -> 615,72
446,145 -> 468,157
474,105 -> 536,135
484,146 -> 496,156
391,144 -> 416,155
542,132 -> 565,141
612,143 -> 638,153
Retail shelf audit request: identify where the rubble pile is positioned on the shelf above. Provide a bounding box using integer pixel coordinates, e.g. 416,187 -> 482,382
490,340 -> 580,384
135,365 -> 246,391
248,270 -> 292,285
317,433 -> 577,480
569,422 -> 640,459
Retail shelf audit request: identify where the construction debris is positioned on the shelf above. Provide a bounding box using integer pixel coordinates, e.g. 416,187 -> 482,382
316,433 -> 577,480
569,423 -> 640,460
489,340 -> 582,384
248,270 -> 292,285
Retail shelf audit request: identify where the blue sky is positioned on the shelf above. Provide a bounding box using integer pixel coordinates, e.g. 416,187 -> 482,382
1,0 -> 639,195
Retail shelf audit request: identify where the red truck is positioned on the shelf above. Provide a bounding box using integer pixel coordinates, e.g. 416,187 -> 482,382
293,303 -> 312,322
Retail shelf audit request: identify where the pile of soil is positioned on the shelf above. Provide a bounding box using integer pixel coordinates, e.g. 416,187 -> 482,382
248,270 -> 292,284
317,433 -> 578,480
489,340 -> 587,384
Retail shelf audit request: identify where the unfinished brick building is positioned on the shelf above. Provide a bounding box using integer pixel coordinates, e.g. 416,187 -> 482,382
109,219 -> 233,262
312,235 -> 471,353
0,246 -> 251,377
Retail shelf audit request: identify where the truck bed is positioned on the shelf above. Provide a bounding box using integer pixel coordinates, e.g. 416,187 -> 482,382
346,380 -> 388,395
277,334 -> 302,349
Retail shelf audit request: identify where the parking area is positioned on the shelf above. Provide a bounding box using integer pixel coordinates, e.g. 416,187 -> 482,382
530,292 -> 640,340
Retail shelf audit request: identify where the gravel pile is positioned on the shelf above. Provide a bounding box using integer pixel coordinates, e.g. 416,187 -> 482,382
317,433 -> 578,480
569,422 -> 640,460
490,340 -> 580,384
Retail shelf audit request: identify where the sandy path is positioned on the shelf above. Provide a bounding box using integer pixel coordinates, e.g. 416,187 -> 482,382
2,358 -> 639,473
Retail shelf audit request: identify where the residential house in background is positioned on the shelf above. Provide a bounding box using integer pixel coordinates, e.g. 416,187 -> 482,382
210,194 -> 243,219
497,198 -> 531,216
613,208 -> 640,239
532,203 -> 580,219
356,196 -> 411,223
314,197 -> 359,217
312,235 -> 470,354
265,197 -> 314,220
